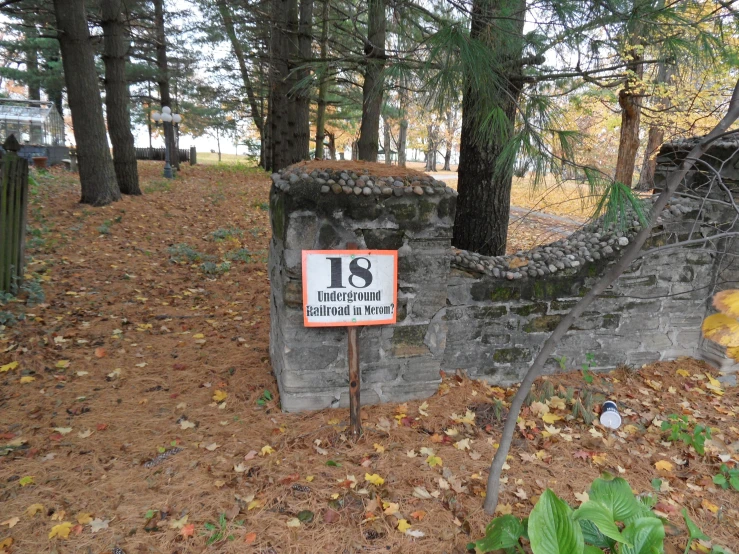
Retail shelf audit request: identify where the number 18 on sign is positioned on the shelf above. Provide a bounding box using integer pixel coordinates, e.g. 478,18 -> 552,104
302,250 -> 398,436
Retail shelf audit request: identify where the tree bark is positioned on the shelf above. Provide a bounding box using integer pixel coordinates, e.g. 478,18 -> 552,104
217,0 -> 264,147
613,48 -> 644,187
26,25 -> 40,101
443,109 -> 453,171
383,115 -> 391,164
398,110 -> 407,167
636,63 -> 673,191
326,131 -> 336,160
153,0 -> 177,170
453,0 -> 525,256
293,0 -> 313,161
314,0 -> 329,160
102,0 -> 141,195
356,0 -> 386,161
53,0 -> 120,206
483,78 -> 739,514
267,0 -> 302,171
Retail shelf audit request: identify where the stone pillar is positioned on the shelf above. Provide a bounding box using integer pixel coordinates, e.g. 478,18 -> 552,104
269,164 -> 457,412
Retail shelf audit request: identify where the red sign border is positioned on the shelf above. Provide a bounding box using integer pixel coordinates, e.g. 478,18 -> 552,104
301,249 -> 398,328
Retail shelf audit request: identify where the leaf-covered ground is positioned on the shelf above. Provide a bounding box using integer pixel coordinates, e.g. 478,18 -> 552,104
0,162 -> 738,554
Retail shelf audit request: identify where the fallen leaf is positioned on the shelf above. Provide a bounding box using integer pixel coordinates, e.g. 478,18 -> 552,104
48,522 -> 72,539
426,454 -> 443,468
383,502 -> 399,516
655,460 -> 674,472
244,450 -> 258,461
75,513 -> 92,525
180,523 -> 195,537
373,443 -> 385,453
365,473 -> 385,486
410,510 -> 426,520
286,517 -> 301,528
0,538 -> 13,551
454,438 -> 471,451
77,429 -> 93,439
413,486 -> 433,499
247,499 -> 262,511
26,504 -> 44,517
89,518 -> 109,533
397,519 -> 411,533
179,419 -> 196,430
213,390 -> 227,402
94,347 -> 107,358
170,515 -> 189,529
0,361 -> 18,372
204,443 -> 219,451
244,531 -> 257,544
19,376 -> 35,384
701,499 -> 719,514
542,412 -> 563,424
260,445 -> 275,456
0,518 -> 18,529
18,476 -> 33,487
495,504 -> 513,515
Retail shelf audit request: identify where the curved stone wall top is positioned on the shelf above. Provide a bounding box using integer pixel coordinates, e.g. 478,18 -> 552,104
451,194 -> 702,281
271,161 -> 458,199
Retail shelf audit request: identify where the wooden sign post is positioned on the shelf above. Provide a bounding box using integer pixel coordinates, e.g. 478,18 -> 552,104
302,248 -> 398,437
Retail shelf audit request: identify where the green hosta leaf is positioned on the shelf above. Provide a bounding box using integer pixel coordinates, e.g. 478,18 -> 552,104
529,489 -> 584,554
682,509 -> 709,542
730,475 -> 739,491
584,547 -> 604,554
713,474 -> 728,488
589,476 -> 641,521
469,515 -> 524,552
574,500 -> 630,545
579,519 -> 616,549
619,516 -> 665,554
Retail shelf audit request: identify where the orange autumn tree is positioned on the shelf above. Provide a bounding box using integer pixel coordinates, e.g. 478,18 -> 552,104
702,290 -> 739,360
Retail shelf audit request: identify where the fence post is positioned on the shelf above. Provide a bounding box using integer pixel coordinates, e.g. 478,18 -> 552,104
190,146 -> 197,165
0,135 -> 29,295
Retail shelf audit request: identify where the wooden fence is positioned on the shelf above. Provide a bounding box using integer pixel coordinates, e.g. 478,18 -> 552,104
0,135 -> 29,295
135,146 -> 197,165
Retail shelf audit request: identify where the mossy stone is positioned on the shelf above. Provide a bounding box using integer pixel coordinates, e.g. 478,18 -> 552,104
512,303 -> 547,316
493,347 -> 531,363
523,314 -> 562,333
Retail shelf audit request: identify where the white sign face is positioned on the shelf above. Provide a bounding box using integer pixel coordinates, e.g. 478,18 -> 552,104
302,250 -> 398,327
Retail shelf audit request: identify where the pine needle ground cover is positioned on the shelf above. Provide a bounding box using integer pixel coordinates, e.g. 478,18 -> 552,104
0,162 -> 737,553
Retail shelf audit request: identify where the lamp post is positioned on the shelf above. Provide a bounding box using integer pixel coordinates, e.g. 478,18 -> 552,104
151,106 -> 183,179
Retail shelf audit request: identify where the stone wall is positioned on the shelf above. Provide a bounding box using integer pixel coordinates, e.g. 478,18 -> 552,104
269,161 -> 729,412
269,162 -> 457,411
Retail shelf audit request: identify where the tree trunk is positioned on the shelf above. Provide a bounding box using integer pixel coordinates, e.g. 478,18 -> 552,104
443,108 -> 453,170
153,0 -> 177,170
314,0 -> 330,160
453,0 -> 525,256
217,128 -> 221,162
267,0 -> 300,171
101,0 -> 141,195
293,0 -> 313,160
398,114 -> 407,167
217,0 -> 264,146
356,0 -> 386,161
383,115 -> 391,164
326,131 -> 336,160
636,64 -> 673,191
26,26 -> 40,101
613,48 -> 644,187
53,0 -> 120,206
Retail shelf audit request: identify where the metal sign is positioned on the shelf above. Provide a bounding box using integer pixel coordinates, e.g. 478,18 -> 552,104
302,250 -> 398,327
